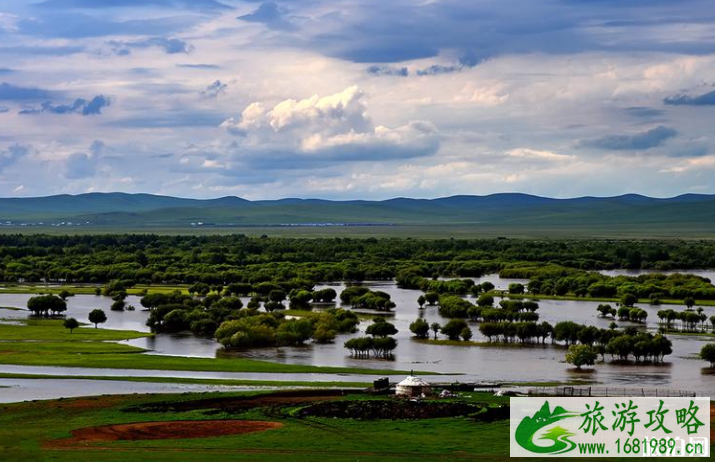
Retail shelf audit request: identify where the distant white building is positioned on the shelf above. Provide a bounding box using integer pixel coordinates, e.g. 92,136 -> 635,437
396,376 -> 432,397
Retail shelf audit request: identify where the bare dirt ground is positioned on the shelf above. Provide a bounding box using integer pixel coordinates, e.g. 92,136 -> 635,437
47,420 -> 282,447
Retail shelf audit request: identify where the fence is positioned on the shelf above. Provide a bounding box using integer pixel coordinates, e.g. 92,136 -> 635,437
527,386 -> 697,398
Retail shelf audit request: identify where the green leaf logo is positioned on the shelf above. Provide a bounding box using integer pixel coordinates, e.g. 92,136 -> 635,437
515,401 -> 579,454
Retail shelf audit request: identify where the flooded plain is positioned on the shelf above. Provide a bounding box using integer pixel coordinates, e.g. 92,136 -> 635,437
0,272 -> 713,398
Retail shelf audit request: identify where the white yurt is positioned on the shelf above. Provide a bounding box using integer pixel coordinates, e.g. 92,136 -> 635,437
396,376 -> 432,397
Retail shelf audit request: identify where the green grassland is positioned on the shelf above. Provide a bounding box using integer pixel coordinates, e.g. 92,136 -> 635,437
0,391 -> 508,462
0,319 -> 419,376
0,390 -> 710,462
0,284 -> 191,296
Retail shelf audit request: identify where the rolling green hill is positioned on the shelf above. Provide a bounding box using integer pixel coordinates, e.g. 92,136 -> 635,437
1,192 -> 714,237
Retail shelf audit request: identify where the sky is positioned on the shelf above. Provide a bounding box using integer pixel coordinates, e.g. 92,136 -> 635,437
1,0 -> 715,200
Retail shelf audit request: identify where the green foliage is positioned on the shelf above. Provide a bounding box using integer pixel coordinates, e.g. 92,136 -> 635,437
409,318 -> 430,338
547,321 -> 673,364
365,318 -> 398,337
289,289 -> 313,310
565,344 -> 597,369
700,343 -> 715,367
62,317 -> 79,333
621,293 -> 637,307
88,309 -> 107,328
215,308 -> 358,349
596,303 -> 616,318
430,322 -> 441,340
2,236 -> 715,309
27,294 -> 67,316
441,319 -> 468,341
437,295 -> 472,318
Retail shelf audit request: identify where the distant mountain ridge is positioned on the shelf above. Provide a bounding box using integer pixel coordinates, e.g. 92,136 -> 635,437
1,192 -> 715,234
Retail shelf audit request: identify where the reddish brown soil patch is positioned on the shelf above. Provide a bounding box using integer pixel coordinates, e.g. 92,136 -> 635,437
56,395 -> 124,410
710,403 -> 714,441
48,420 -> 281,447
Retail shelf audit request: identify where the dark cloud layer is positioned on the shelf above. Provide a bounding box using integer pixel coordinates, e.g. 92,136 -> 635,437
20,95 -> 110,115
238,2 -> 296,30
664,89 -> 715,106
581,126 -> 678,150
177,63 -> 220,69
201,80 -> 228,98
366,65 -> 408,77
291,0 -> 715,64
109,37 -> 193,55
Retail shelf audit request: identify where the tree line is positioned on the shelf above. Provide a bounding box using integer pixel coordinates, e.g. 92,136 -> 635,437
2,234 -> 715,285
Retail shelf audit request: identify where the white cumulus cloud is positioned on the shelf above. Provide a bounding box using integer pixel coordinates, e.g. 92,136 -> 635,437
221,86 -> 440,161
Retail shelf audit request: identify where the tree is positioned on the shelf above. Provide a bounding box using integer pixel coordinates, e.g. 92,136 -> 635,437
565,344 -> 597,370
289,289 -> 313,310
438,295 -> 472,318
312,288 -> 337,303
477,294 -> 494,307
366,318 -> 398,337
441,319 -> 468,341
409,318 -> 430,338
700,343 -> 715,367
63,317 -> 80,333
58,290 -> 74,301
620,293 -> 637,307
268,289 -> 287,305
606,336 -> 633,361
553,321 -> 581,346
684,297 -> 696,310
27,294 -> 67,316
508,283 -> 525,294
460,326 -> 473,342
188,282 -> 211,296
88,309 -> 107,328
424,292 -> 439,306
430,322 -> 441,340
344,337 -> 374,358
372,336 -> 397,358
417,295 -> 426,307
597,304 -> 616,318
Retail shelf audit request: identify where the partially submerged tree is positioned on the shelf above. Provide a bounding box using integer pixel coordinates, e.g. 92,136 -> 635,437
27,294 -> 67,317
565,344 -> 597,370
700,343 -> 715,368
409,318 -> 430,339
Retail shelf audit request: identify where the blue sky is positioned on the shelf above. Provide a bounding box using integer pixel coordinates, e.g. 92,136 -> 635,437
1,0 -> 715,199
